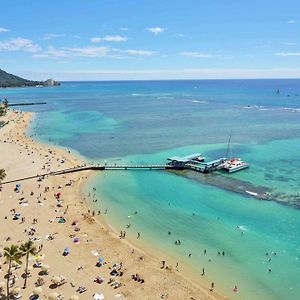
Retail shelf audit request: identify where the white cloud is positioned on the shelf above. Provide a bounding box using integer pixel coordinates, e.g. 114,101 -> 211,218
43,33 -> 65,40
0,27 -> 9,32
65,46 -> 110,57
120,27 -> 129,31
178,33 -> 184,37
284,42 -> 296,46
35,46 -> 110,58
147,27 -> 164,35
90,35 -> 127,43
276,52 -> 300,56
287,20 -> 297,24
33,45 -> 156,59
122,49 -> 155,56
0,38 -> 41,52
34,46 -> 69,58
181,51 -> 213,58
32,54 -> 50,58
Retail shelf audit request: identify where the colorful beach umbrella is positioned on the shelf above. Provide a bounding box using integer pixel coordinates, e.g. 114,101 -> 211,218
48,292 -> 59,300
51,276 -> 61,284
41,264 -> 49,271
33,287 -> 43,295
12,287 -> 21,294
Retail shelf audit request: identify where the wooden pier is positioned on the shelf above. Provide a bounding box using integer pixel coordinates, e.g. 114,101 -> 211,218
0,164 -> 173,185
8,102 -> 47,107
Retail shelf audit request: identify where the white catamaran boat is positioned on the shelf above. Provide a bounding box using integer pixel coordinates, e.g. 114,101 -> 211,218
221,131 -> 249,173
222,158 -> 249,173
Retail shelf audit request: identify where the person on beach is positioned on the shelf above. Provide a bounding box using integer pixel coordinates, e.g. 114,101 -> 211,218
201,268 -> 205,276
210,282 -> 214,291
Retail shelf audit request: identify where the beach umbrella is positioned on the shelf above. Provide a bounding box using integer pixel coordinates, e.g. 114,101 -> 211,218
69,295 -> 79,300
93,294 -> 104,300
41,264 -> 49,272
12,287 -> 21,294
51,276 -> 61,284
64,247 -> 70,252
36,254 -> 45,262
33,287 -> 43,295
48,292 -> 59,300
98,257 -> 104,262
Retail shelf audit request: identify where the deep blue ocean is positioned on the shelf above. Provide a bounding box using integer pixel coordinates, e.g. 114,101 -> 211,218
1,79 -> 300,300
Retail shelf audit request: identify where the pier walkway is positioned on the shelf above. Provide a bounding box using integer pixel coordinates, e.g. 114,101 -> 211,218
0,157 -> 247,186
0,164 -> 173,185
8,102 -> 47,107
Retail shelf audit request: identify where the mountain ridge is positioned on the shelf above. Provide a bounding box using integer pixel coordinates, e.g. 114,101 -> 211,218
0,69 -> 60,88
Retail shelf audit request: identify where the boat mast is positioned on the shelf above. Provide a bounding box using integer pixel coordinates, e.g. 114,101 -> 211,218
225,130 -> 232,159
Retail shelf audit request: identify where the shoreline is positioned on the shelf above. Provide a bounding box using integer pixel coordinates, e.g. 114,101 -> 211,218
0,109 -> 223,300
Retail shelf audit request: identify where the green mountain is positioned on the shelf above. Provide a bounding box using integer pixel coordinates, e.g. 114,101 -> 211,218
0,69 -> 60,88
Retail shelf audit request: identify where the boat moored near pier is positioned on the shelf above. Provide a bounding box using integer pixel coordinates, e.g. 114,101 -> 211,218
221,158 -> 249,173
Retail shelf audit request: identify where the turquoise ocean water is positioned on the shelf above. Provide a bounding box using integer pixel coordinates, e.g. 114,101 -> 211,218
1,80 -> 300,299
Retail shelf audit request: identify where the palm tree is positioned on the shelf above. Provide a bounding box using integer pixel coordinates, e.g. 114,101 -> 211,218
3,245 -> 22,299
20,240 -> 37,289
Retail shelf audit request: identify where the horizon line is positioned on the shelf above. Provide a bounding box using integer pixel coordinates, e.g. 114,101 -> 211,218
58,77 -> 300,82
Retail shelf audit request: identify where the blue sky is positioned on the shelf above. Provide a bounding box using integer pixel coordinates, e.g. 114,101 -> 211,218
1,0 -> 300,80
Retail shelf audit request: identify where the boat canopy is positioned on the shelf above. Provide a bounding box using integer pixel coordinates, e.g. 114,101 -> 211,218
167,153 -> 203,163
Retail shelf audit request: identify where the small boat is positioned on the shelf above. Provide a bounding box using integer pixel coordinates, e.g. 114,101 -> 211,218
222,158 -> 249,173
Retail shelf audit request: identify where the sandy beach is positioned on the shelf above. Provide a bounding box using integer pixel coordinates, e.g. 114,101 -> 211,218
0,109 -> 223,300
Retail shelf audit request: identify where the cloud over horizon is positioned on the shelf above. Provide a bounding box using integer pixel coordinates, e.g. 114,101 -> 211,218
32,45 -> 156,59
0,37 -> 41,52
90,35 -> 128,43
